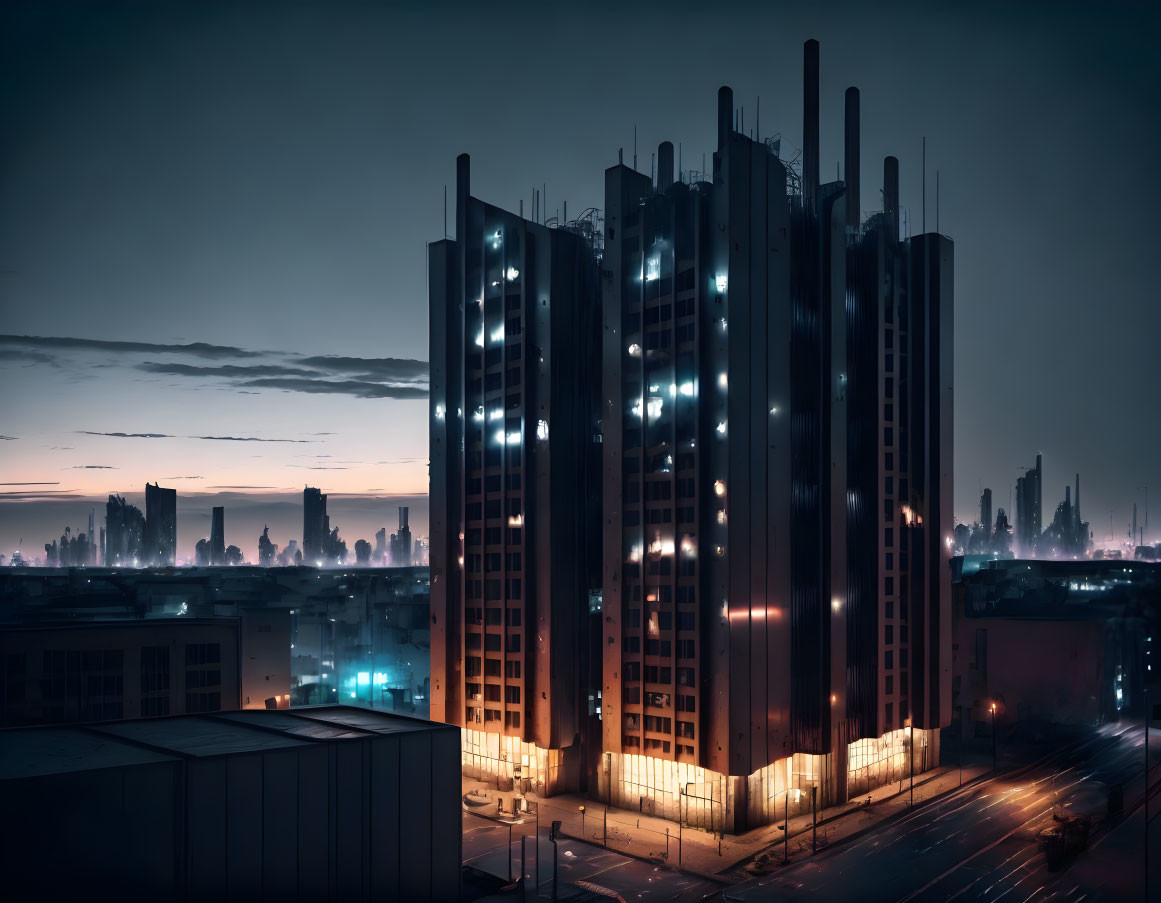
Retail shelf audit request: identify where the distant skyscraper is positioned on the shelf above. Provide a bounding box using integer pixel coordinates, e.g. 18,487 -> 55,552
1015,453 -> 1043,555
374,527 -> 388,565
210,506 -> 225,566
143,483 -> 177,567
257,525 -> 276,567
87,509 -> 96,565
303,487 -> 327,565
105,494 -> 145,566
397,506 -> 412,568
980,488 -> 993,544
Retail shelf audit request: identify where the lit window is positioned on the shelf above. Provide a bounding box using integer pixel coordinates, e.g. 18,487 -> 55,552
536,419 -> 549,441
713,480 -> 726,497
715,274 -> 728,293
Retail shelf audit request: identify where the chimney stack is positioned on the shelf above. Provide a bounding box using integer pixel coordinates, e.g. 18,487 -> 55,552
658,141 -> 674,191
456,154 -> 470,241
844,87 -> 860,230
717,86 -> 733,153
803,39 -> 820,212
884,156 -> 899,243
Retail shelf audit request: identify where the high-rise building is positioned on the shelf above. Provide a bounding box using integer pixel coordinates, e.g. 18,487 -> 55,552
396,506 -> 413,568
1015,453 -> 1043,555
429,153 -> 602,795
210,506 -> 225,566
980,488 -> 993,545
105,495 -> 145,566
303,487 -> 327,566
598,42 -> 951,830
430,40 -> 952,828
143,483 -> 177,567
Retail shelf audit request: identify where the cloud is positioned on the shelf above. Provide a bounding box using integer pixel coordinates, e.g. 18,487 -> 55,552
0,435 -> 17,441
163,476 -> 204,480
0,349 -> 56,366
78,431 -> 310,443
0,482 -> 61,486
68,465 -> 118,469
136,362 -> 321,379
4,336 -> 428,403
297,355 -> 428,384
287,465 -> 349,470
0,334 -> 259,359
0,491 -> 81,499
194,435 -> 313,443
79,431 -> 173,439
208,485 -> 282,489
239,377 -> 427,399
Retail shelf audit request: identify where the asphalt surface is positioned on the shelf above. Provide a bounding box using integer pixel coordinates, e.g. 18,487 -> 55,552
463,810 -> 721,901
724,725 -> 1155,903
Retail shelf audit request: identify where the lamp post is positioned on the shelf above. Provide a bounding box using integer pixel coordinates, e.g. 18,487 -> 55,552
906,717 -> 914,808
579,805 -> 586,842
990,701 -> 997,772
770,787 -> 793,865
549,820 -> 561,903
811,784 -> 818,852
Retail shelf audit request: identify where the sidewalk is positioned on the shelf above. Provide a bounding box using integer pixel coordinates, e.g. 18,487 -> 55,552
462,761 -> 990,880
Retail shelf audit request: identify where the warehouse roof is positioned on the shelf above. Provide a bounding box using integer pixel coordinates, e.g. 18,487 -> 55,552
0,706 -> 452,779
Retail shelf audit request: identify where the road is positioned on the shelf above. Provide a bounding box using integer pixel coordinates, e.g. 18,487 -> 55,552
463,808 -> 721,901
725,725 -> 1155,903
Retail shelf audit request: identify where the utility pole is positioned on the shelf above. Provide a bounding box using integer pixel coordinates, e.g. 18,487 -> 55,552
550,820 -> 561,902
812,785 -> 818,852
785,790 -> 790,864
991,701 -> 998,772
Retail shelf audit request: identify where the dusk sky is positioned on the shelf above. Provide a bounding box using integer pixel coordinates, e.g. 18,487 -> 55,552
2,0 -> 1159,559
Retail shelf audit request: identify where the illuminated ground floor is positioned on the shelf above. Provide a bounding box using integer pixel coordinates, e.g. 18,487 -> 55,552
595,727 -> 940,834
459,725 -> 940,834
460,727 -> 577,797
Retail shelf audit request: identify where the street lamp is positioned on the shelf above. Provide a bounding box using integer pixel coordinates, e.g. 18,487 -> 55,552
549,820 -> 561,903
578,805 -> 586,841
770,787 -> 795,864
905,717 -> 914,807
990,701 -> 998,772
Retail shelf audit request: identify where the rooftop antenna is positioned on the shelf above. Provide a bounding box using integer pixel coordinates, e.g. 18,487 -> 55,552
756,96 -> 760,139
936,169 -> 940,234
922,136 -> 926,234
634,126 -> 637,171
651,152 -> 655,185
543,183 -> 546,224
443,185 -> 447,239
678,142 -> 682,181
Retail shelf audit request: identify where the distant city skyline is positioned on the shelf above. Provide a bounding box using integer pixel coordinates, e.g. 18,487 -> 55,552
2,0 -> 1158,555
0,488 -> 428,565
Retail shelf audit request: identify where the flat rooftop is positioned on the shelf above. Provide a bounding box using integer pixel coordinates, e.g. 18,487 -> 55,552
0,706 -> 451,779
